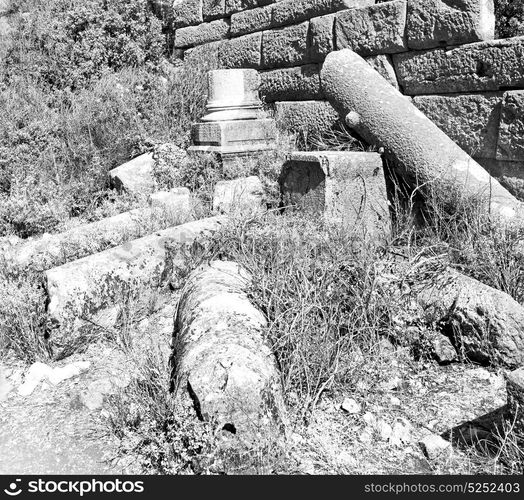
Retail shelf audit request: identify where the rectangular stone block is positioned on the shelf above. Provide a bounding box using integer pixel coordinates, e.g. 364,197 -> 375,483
275,100 -> 339,136
230,4 -> 274,37
225,0 -> 274,15
309,14 -> 335,62
174,18 -> 230,48
280,151 -> 390,236
183,40 -> 222,66
407,0 -> 495,50
477,158 -> 524,201
218,32 -> 262,68
172,0 -> 203,29
393,37 -> 524,95
203,0 -> 225,21
260,64 -> 323,102
413,93 -> 503,159
272,0 -> 373,27
335,0 -> 408,56
261,22 -> 310,68
365,54 -> 399,89
497,90 -> 524,161
191,119 -> 276,147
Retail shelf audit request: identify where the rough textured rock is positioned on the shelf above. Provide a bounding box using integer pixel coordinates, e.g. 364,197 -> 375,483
213,176 -> 265,214
225,0 -> 273,16
3,190 -> 192,271
335,0 -> 408,56
419,434 -> 451,459
260,64 -> 323,101
274,100 -> 339,137
321,49 -> 523,223
218,32 -> 262,68
309,14 -> 335,62
172,0 -> 203,29
230,4 -> 273,36
174,18 -> 230,48
497,90 -> 524,161
505,367 -> 524,434
416,268 -> 524,368
365,54 -> 399,89
280,151 -> 390,237
407,0 -> 495,50
413,92 -> 503,159
203,0 -> 225,21
261,22 -> 309,68
173,261 -> 286,447
393,37 -> 524,95
183,40 -> 222,66
495,0 -> 524,38
476,158 -> 524,201
44,217 -> 223,355
108,153 -> 155,195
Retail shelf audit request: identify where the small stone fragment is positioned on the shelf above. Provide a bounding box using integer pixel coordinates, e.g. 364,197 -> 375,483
341,397 -> 361,414
419,434 -> 451,459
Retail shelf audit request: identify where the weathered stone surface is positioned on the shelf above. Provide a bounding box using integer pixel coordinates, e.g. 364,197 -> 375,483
505,367 -> 524,434
416,268 -> 524,368
309,14 -> 335,62
280,151 -> 390,237
191,119 -> 276,148
497,90 -> 524,161
225,0 -> 274,16
108,153 -> 155,195
476,158 -> 524,201
394,37 -> 524,95
3,190 -> 193,271
218,32 -> 262,68
45,217 -> 223,354
230,4 -> 273,36
260,64 -> 323,101
174,18 -> 230,48
272,0 -> 373,27
261,22 -> 309,68
183,40 -> 221,66
172,0 -> 202,29
321,49 -> 523,222
419,434 -> 451,460
275,100 -> 339,136
413,92 -> 503,159
335,0 -> 408,56
407,0 -> 495,50
203,0 -> 225,21
173,261 -> 286,447
365,54 -> 399,89
213,176 -> 266,214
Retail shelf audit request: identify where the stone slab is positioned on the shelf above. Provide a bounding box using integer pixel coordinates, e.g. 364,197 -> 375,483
203,0 -> 225,21
218,32 -> 262,68
108,153 -> 155,195
280,151 -> 390,236
274,100 -> 339,137
191,118 -> 276,146
230,4 -> 274,37
261,22 -> 310,68
172,0 -> 203,29
393,37 -> 524,95
260,64 -> 323,102
213,176 -> 266,214
309,13 -> 335,62
174,18 -> 230,48
335,0 -> 408,56
413,92 -> 503,159
365,54 -> 399,89
225,0 -> 274,16
407,0 -> 495,50
497,90 -> 524,161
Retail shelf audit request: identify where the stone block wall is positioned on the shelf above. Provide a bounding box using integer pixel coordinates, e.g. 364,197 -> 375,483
165,0 -> 524,200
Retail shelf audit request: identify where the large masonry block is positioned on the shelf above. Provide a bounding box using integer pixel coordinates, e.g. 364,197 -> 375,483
262,22 -> 310,68
275,100 -> 339,137
394,37 -> 524,95
309,14 -> 335,62
335,0 -> 408,56
230,4 -> 273,36
203,0 -> 225,21
413,93 -> 503,159
365,54 -> 399,89
109,153 -> 155,194
260,64 -> 323,101
172,0 -> 203,29
280,151 -> 390,235
407,0 -> 495,50
497,91 -> 524,162
183,40 -> 221,66
218,32 -> 262,68
477,158 -> 524,201
174,18 -> 230,48
225,0 -> 273,16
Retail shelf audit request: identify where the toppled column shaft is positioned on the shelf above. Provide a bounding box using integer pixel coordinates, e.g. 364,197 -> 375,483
320,49 -> 523,223
172,261 -> 285,445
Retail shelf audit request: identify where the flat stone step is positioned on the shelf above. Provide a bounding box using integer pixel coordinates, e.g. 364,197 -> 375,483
44,216 -> 223,357
2,189 -> 192,271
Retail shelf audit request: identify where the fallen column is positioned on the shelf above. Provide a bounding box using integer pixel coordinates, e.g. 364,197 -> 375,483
320,49 -> 524,225
172,261 -> 286,458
